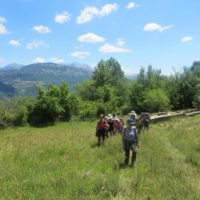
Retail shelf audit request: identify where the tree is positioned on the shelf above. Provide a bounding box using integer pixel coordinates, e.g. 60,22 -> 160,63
92,57 -> 125,87
142,88 -> 170,112
76,80 -> 98,101
129,82 -> 145,112
191,61 -> 200,108
130,66 -> 168,112
59,82 -> 72,121
27,82 -> 72,126
77,57 -> 129,114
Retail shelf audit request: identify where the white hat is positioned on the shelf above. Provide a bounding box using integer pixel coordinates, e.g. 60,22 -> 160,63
130,110 -> 137,116
107,114 -> 113,119
113,116 -> 119,121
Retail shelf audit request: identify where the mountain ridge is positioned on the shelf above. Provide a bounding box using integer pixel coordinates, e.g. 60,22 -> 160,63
0,62 -> 92,97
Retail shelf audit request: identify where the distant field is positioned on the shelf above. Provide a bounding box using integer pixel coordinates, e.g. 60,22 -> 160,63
0,116 -> 200,200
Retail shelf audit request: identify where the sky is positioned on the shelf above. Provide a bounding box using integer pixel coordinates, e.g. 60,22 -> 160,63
0,0 -> 200,75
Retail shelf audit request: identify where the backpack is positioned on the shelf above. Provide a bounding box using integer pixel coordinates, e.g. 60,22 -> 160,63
124,127 -> 137,142
97,120 -> 106,130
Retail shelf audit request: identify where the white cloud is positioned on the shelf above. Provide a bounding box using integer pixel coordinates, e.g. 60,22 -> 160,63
78,33 -> 105,43
144,23 -> 173,32
0,24 -> 9,34
33,57 -> 46,63
55,11 -> 71,24
0,17 -> 9,34
159,25 -> 174,32
116,38 -> 125,46
99,43 -> 131,53
27,39 -> 49,49
77,7 -> 99,24
33,57 -> 64,63
100,3 -> 118,16
0,16 -> 7,23
33,25 -> 51,34
126,2 -> 139,9
181,36 -> 193,43
77,3 -> 118,24
49,57 -> 64,63
71,51 -> 90,59
144,23 -> 161,31
9,40 -> 21,47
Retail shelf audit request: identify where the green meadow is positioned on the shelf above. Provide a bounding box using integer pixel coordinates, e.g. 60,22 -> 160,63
0,116 -> 200,200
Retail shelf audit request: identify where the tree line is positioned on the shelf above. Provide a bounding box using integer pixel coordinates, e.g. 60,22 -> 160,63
0,57 -> 200,128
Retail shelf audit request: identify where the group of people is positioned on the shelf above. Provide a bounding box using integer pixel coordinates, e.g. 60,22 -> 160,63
95,113 -> 124,146
96,111 -> 150,167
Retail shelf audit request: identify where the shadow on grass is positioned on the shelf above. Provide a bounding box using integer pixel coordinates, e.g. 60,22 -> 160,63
114,161 -> 136,170
118,162 -> 128,169
113,162 -> 126,170
90,141 -> 106,148
90,142 -> 100,148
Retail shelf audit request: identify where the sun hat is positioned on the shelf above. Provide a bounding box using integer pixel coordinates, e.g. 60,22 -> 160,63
99,114 -> 104,119
130,110 -> 137,116
107,113 -> 113,119
113,116 -> 119,121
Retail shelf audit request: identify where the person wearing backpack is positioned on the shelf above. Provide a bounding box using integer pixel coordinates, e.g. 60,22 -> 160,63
96,114 -> 109,146
122,118 -> 139,167
107,114 -> 114,137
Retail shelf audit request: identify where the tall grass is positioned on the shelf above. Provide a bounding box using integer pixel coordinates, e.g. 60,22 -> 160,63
0,116 -> 200,199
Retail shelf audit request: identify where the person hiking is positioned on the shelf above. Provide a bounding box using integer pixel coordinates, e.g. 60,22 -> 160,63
138,112 -> 150,133
96,114 -> 109,146
119,118 -> 124,134
107,114 -> 114,137
113,116 -> 120,134
122,118 -> 139,167
129,110 -> 138,129
130,110 -> 137,121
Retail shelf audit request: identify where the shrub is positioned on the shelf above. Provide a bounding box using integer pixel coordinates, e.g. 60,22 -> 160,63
142,88 -> 170,112
11,106 -> 28,126
78,101 -> 97,120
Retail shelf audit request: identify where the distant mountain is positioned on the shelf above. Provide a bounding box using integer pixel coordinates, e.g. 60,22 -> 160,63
0,63 -> 92,97
1,63 -> 24,70
68,62 -> 92,71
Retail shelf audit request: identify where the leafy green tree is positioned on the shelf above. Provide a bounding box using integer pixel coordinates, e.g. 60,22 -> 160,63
180,68 -> 196,108
92,57 -> 129,110
27,85 -> 61,126
76,80 -> 98,101
96,84 -> 115,103
77,100 -> 98,120
27,83 -> 72,126
130,66 -> 168,112
59,82 -> 72,121
129,82 -> 145,112
191,61 -> 200,108
166,74 -> 184,110
142,88 -> 170,112
92,57 -> 125,87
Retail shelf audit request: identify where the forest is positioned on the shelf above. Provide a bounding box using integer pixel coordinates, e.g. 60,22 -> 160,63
0,57 -> 200,128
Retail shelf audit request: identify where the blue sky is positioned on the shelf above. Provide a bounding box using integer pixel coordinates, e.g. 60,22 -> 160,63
0,0 -> 199,75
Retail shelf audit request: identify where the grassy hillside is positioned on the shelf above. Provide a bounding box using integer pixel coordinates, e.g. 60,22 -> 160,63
0,116 -> 200,199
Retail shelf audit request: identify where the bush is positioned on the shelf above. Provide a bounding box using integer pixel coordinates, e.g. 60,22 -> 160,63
0,98 -> 31,128
193,94 -> 200,109
11,106 -> 28,126
142,88 -> 170,112
78,101 -> 98,120
27,95 -> 62,126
